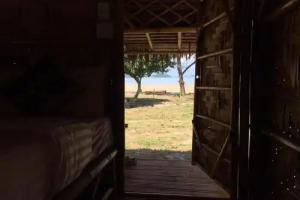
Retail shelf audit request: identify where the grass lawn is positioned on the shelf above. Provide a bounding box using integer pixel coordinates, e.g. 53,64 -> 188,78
125,93 -> 194,160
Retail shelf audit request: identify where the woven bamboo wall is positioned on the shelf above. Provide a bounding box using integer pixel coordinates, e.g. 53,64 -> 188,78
194,0 -> 233,190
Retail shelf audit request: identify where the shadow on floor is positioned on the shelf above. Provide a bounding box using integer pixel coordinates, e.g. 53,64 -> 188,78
126,149 -> 191,161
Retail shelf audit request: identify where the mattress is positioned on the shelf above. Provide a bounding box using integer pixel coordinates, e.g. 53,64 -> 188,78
0,118 -> 113,200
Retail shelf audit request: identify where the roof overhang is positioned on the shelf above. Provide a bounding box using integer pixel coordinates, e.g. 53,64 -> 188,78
124,0 -> 201,55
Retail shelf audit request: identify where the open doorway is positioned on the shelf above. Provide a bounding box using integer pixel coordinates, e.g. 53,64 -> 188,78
123,0 -> 232,199
125,55 -> 196,161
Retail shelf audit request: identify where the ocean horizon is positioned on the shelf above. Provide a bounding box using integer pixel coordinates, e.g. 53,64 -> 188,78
125,62 -> 196,93
125,76 -> 195,86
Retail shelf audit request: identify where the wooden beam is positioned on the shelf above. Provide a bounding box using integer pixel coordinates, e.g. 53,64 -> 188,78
202,12 -> 227,28
178,32 -> 182,50
264,0 -> 300,22
125,27 -> 198,34
201,143 -> 231,164
173,10 -> 198,25
262,131 -> 300,153
201,6 -> 234,30
127,0 -> 160,20
130,0 -> 170,26
196,114 -> 231,129
145,33 -> 153,49
182,48 -> 232,74
196,86 -> 232,91
197,48 -> 233,60
125,50 -> 196,55
145,0 -> 189,25
211,134 -> 230,176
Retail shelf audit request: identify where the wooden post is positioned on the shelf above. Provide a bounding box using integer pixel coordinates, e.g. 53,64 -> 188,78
232,0 -> 254,199
111,0 -> 125,196
145,33 -> 153,49
178,32 -> 182,50
192,0 -> 205,166
126,27 -> 198,33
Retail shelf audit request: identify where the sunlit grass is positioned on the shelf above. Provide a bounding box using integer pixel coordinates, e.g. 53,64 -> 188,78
125,93 -> 193,152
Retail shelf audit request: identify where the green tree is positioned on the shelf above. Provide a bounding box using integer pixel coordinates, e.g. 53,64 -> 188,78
124,55 -> 174,98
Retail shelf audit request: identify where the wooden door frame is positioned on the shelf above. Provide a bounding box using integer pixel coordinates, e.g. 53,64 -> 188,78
118,0 -> 256,198
232,0 -> 255,199
111,0 -> 125,196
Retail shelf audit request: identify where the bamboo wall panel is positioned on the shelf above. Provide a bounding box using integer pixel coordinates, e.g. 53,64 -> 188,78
198,91 -> 231,124
193,0 -> 233,190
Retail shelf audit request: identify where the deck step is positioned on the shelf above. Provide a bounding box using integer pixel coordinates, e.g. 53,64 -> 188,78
125,192 -> 230,200
125,159 -> 230,200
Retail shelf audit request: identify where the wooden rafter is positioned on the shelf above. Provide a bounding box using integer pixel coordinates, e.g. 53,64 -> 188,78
125,50 -> 196,55
123,0 -> 200,55
264,0 -> 300,22
145,0 -> 189,25
173,10 -> 197,25
202,12 -> 227,28
126,27 -> 198,33
125,0 -> 199,28
130,0 -> 170,26
128,0 -> 160,20
196,114 -> 231,129
145,33 -> 153,49
178,32 -> 182,50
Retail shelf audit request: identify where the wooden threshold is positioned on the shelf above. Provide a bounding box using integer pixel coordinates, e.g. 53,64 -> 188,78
125,159 -> 230,200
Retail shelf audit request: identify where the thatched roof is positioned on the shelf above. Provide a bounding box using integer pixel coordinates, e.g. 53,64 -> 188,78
124,0 -> 201,55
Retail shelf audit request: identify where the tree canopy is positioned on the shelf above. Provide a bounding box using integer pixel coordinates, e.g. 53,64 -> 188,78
124,55 -> 174,98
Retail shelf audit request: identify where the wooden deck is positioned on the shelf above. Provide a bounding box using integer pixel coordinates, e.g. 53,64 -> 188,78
125,160 -> 230,200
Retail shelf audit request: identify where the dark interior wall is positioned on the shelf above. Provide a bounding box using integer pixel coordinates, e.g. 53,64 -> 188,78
0,0 -> 125,194
250,1 -> 300,199
0,0 -> 119,118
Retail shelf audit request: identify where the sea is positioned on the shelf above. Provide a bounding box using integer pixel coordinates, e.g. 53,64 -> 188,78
125,76 -> 195,86
125,65 -> 195,93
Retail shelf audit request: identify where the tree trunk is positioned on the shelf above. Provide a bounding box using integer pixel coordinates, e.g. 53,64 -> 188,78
134,78 -> 142,98
176,56 -> 186,96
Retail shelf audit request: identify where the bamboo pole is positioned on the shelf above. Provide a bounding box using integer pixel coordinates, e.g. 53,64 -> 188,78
196,114 -> 231,129
196,86 -> 232,91
264,0 -> 300,23
126,27 -> 198,33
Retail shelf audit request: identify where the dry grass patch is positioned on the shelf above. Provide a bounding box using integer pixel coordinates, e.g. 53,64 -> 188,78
125,93 -> 194,160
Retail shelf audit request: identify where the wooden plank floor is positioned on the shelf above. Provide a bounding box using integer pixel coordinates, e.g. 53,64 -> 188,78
125,159 -> 230,200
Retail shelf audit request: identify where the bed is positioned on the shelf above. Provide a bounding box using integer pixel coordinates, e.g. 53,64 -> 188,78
0,118 -> 116,200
